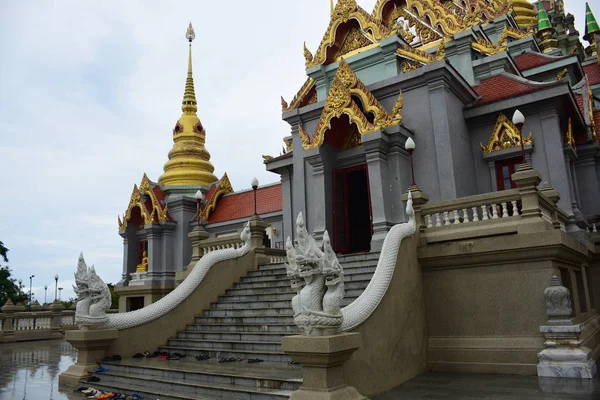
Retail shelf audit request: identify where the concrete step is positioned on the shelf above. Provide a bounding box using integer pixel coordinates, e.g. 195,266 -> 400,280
158,345 -> 292,363
213,296 -> 357,310
92,359 -> 299,399
226,287 -> 295,296
185,323 -> 298,334
195,315 -> 295,325
241,267 -> 376,283
167,338 -> 283,352
220,293 -> 295,302
176,330 -> 294,342
233,279 -> 371,290
252,262 -> 377,276
203,308 -> 294,318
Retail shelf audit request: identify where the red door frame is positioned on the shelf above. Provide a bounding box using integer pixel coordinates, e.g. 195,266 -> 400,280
495,158 -> 520,190
333,164 -> 373,254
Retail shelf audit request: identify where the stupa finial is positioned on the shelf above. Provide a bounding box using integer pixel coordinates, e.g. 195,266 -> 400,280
584,3 -> 600,42
182,22 -> 197,114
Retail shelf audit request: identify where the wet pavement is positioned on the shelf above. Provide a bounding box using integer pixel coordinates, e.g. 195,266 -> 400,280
2,339 -> 600,399
0,339 -> 80,400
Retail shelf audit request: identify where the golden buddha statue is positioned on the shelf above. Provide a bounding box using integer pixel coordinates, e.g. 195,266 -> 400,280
136,250 -> 148,273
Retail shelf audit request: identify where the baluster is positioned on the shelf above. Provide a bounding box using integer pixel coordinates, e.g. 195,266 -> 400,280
492,204 -> 499,219
511,200 -> 518,216
593,223 -> 598,233
472,207 -> 480,222
425,214 -> 433,228
462,208 -> 469,223
500,202 -> 508,218
481,205 -> 489,221
452,210 -> 460,224
443,211 -> 449,226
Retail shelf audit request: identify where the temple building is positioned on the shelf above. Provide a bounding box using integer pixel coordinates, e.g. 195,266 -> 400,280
114,24 -> 283,312
62,1 -> 600,395
266,0 -> 600,253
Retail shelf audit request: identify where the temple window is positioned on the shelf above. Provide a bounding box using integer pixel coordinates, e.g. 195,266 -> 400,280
495,158 -> 521,190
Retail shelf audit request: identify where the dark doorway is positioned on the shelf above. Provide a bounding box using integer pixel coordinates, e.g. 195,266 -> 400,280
127,297 -> 145,312
333,164 -> 372,254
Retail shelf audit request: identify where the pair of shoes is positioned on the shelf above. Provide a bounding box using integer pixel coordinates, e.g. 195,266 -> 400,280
195,353 -> 210,361
248,358 -> 264,363
218,357 -> 242,363
171,352 -> 186,358
132,353 -> 144,358
142,351 -> 151,357
288,360 -> 301,366
87,376 -> 101,383
94,367 -> 109,373
131,394 -> 144,399
74,386 -> 88,392
158,355 -> 168,360
168,355 -> 180,360
81,388 -> 97,395
102,354 -> 121,361
97,393 -> 114,400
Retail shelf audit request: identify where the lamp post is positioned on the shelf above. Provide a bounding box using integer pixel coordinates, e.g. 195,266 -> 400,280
58,288 -> 63,301
195,190 -> 204,227
54,274 -> 59,301
251,177 -> 259,215
44,285 -> 48,305
18,279 -> 23,298
405,137 -> 416,187
28,275 -> 35,310
512,109 -> 527,165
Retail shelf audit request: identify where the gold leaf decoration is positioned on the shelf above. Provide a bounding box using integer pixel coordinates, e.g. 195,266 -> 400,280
480,113 -> 533,154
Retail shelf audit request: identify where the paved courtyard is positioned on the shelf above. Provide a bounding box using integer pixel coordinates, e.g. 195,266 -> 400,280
1,339 -> 599,399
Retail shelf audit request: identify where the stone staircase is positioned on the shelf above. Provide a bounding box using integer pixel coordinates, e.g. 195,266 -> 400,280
89,252 -> 379,399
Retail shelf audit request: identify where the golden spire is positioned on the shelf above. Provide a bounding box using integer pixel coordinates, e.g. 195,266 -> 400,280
158,22 -> 218,189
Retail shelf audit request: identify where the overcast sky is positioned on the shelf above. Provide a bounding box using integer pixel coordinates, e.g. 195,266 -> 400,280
0,1 -> 590,304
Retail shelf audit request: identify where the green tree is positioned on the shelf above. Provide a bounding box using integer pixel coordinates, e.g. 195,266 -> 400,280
60,297 -> 75,309
0,241 -> 8,263
0,267 -> 29,306
107,283 -> 119,309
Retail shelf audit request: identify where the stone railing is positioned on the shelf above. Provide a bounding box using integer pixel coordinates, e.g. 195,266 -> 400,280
0,301 -> 77,343
417,166 -> 569,244
199,235 -> 245,256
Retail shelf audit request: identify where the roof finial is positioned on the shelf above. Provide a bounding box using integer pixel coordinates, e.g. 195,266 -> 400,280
330,0 -> 335,16
584,2 -> 600,42
182,22 -> 197,114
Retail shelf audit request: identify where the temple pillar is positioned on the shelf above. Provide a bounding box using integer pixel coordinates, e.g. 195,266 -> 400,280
160,222 -> 177,283
363,131 -> 393,252
281,168 -> 294,242
574,144 -> 600,217
305,145 -> 335,242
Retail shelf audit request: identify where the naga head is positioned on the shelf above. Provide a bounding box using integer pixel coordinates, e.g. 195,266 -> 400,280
322,231 -> 343,287
240,221 -> 251,244
73,253 -> 90,296
405,190 -> 414,219
285,237 -> 305,290
294,212 -> 322,272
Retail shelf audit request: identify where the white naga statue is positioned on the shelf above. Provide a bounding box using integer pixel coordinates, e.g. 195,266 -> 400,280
286,213 -> 345,335
74,253 -> 112,326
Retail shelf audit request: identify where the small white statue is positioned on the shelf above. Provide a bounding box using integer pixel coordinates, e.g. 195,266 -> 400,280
287,214 -> 344,336
74,253 -> 111,327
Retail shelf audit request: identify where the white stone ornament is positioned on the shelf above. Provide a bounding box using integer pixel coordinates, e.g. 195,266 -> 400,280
74,253 -> 111,326
73,222 -> 252,330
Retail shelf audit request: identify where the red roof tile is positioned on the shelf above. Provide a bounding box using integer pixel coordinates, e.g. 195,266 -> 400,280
584,63 -> 600,86
207,184 -> 283,224
473,74 -> 561,105
575,93 -> 585,114
513,52 -> 566,71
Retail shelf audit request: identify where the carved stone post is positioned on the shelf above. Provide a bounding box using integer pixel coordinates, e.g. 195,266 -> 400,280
49,300 -> 64,339
248,215 -> 268,249
539,181 -> 562,229
59,329 -> 118,387
282,333 -> 368,400
1,300 -> 18,343
537,275 -> 597,378
511,164 -> 549,234
186,224 -> 209,269
402,185 -> 429,245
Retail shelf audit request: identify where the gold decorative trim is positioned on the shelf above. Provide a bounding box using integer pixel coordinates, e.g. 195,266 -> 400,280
555,67 -> 568,81
283,78 -> 316,112
565,117 -> 576,149
334,26 -> 374,60
480,113 -> 533,154
298,59 -> 402,150
498,26 -> 532,47
199,173 -> 234,221
396,43 -> 443,64
472,38 -> 504,55
308,0 -> 390,67
120,174 -> 170,230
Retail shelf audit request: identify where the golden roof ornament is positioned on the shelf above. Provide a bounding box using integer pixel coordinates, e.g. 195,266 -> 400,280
158,22 -> 218,188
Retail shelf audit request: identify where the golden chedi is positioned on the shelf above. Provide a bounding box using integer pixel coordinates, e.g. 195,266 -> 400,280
159,23 -> 218,188
512,0 -> 537,28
